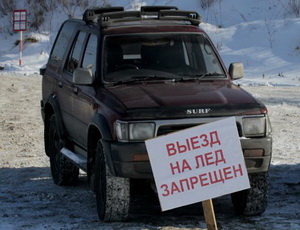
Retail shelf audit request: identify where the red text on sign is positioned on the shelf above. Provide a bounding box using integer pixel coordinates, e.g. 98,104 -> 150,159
170,159 -> 192,175
166,131 -> 221,156
160,163 -> 244,197
195,149 -> 226,168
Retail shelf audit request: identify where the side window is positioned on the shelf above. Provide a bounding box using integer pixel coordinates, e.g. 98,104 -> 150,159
50,21 -> 78,64
82,34 -> 97,77
65,31 -> 87,74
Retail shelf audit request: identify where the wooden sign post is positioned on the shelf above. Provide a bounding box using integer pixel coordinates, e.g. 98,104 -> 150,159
145,117 -> 250,229
202,199 -> 218,230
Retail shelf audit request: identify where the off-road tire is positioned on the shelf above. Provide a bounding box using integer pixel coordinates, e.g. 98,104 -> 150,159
47,114 -> 79,186
231,172 -> 269,216
94,140 -> 130,222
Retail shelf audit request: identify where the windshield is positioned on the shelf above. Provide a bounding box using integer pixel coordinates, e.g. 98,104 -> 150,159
103,33 -> 225,83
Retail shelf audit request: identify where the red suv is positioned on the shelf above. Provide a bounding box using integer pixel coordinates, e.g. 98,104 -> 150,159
40,6 -> 272,221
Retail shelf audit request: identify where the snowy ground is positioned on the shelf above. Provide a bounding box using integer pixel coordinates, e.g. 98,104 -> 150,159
0,74 -> 299,230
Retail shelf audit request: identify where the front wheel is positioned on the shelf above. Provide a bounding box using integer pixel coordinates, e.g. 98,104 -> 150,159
94,140 -> 130,222
47,114 -> 79,185
231,172 -> 269,216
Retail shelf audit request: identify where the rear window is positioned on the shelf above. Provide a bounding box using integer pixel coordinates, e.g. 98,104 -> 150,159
50,21 -> 78,64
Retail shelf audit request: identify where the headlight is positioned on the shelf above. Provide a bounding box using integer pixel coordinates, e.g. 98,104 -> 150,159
129,123 -> 155,140
242,117 -> 266,137
115,121 -> 155,141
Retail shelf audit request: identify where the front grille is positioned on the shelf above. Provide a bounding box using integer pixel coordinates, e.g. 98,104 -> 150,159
156,123 -> 242,137
157,124 -> 201,136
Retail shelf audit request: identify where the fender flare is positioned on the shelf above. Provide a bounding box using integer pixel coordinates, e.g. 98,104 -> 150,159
89,113 -> 116,176
45,94 -> 67,140
43,94 -> 68,157
90,113 -> 113,141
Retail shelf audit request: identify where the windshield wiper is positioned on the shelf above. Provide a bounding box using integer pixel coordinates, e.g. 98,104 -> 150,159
112,75 -> 175,86
131,75 -> 175,81
111,73 -> 224,85
174,72 -> 224,83
196,72 -> 224,80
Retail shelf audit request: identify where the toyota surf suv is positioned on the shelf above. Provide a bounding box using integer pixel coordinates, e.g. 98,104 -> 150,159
40,6 -> 272,222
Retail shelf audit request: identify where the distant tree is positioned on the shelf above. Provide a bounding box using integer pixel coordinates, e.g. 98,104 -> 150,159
0,0 -> 15,15
0,0 -> 16,35
26,0 -> 57,29
265,19 -> 276,49
199,0 -> 217,10
58,0 -> 87,17
57,0 -> 110,18
288,0 -> 300,17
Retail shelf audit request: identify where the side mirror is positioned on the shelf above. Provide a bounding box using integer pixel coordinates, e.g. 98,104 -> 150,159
73,67 -> 94,85
229,62 -> 244,80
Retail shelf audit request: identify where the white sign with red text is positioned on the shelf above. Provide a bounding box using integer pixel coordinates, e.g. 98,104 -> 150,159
145,117 -> 250,211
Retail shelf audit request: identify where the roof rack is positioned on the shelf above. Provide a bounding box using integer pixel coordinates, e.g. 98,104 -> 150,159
83,6 -> 201,27
159,10 -> 201,26
141,6 -> 178,15
101,11 -> 141,25
83,7 -> 124,23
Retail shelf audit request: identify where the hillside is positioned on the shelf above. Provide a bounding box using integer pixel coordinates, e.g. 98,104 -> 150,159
0,0 -> 300,86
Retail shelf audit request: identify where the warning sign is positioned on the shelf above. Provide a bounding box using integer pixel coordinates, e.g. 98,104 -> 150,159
145,117 -> 250,211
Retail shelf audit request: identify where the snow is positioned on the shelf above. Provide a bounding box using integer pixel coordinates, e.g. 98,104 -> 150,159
202,18 -> 300,86
1,0 -> 300,86
0,0 -> 299,229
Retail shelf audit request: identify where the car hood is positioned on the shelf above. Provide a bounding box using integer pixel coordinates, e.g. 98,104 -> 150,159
105,81 -> 266,119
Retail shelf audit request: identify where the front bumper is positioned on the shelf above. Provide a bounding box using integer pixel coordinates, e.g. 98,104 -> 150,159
240,137 -> 272,173
102,136 -> 272,178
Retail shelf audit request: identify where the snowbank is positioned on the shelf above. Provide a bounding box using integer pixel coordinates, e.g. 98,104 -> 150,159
1,0 -> 300,86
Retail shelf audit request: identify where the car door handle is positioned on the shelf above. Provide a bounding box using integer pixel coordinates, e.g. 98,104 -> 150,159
73,87 -> 78,94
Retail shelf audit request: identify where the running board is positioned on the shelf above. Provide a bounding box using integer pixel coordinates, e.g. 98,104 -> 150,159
61,147 -> 87,171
